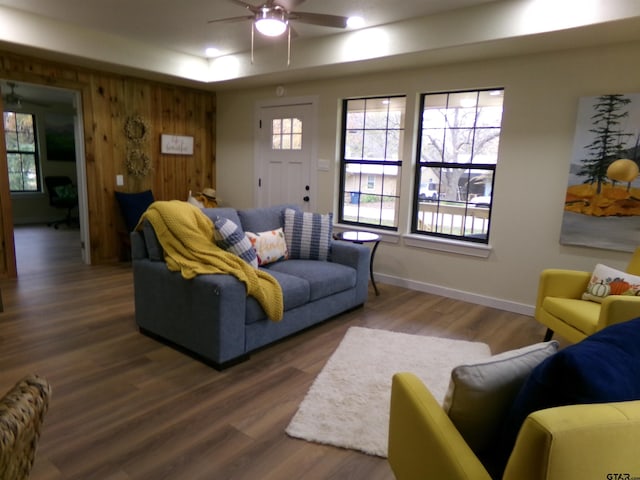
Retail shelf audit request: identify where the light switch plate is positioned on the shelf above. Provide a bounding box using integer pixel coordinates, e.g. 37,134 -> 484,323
116,174 -> 124,186
317,159 -> 330,171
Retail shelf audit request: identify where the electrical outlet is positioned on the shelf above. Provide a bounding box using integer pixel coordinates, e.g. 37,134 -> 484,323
116,174 -> 124,186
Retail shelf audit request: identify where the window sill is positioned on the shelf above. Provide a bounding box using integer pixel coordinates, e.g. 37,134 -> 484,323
403,233 -> 492,258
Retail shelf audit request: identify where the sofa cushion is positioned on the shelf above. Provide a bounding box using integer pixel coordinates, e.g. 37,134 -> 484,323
284,208 -> 333,261
201,207 -> 242,228
238,204 -> 299,233
443,341 -> 558,456
212,216 -> 258,268
265,259 -> 356,301
491,317 -> 640,478
246,228 -> 288,266
142,219 -> 163,261
245,269 -> 310,324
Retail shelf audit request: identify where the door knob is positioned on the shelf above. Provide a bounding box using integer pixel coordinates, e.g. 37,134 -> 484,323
303,196 -> 310,202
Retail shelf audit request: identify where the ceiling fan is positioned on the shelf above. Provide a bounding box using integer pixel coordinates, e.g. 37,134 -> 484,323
2,82 -> 49,109
208,0 -> 351,64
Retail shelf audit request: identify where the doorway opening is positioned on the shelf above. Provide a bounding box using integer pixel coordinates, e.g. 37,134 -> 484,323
1,79 -> 89,276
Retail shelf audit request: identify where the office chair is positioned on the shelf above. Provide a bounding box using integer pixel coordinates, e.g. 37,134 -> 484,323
44,176 -> 78,229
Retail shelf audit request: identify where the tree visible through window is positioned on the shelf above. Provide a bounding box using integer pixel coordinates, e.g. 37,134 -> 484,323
413,89 -> 504,243
339,96 -> 406,229
4,111 -> 40,192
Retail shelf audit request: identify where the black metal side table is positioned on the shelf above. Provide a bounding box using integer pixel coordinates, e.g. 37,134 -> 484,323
334,231 -> 381,296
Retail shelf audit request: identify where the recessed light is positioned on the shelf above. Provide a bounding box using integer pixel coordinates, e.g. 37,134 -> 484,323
347,16 -> 365,29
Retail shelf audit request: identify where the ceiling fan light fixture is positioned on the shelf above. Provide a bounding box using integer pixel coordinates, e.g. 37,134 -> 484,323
255,8 -> 288,37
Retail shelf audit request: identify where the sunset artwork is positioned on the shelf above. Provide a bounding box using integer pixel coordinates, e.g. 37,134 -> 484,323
560,93 -> 640,252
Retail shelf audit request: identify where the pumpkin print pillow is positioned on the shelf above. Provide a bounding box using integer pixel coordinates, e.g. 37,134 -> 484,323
582,264 -> 640,303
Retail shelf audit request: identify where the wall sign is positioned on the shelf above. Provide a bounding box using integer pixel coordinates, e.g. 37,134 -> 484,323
161,134 -> 194,155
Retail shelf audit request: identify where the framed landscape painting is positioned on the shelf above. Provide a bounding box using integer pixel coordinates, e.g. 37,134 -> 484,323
560,93 -> 640,253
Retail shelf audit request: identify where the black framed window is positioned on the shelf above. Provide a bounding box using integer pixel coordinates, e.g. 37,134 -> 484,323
413,89 -> 504,243
3,111 -> 40,192
338,96 -> 406,230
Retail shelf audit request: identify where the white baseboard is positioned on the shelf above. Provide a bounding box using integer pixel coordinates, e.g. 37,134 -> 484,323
375,273 -> 535,317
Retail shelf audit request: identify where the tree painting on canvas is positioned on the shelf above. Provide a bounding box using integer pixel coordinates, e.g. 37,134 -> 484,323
560,93 -> 640,252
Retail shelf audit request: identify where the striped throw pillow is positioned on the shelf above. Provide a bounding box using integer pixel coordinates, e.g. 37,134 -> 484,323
212,216 -> 258,268
284,208 -> 333,261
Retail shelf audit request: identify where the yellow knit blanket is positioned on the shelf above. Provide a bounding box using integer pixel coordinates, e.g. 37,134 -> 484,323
137,200 -> 283,321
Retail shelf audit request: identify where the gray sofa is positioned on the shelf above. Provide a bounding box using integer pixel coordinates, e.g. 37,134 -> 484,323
131,204 -> 370,369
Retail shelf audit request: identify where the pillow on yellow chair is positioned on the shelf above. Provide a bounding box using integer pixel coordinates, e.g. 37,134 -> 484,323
443,341 -> 559,455
582,263 -> 640,303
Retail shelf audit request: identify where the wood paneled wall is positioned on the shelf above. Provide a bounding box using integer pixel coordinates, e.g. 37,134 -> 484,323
0,50 -> 216,272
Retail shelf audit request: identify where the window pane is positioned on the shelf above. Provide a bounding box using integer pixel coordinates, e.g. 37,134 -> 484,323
339,96 -> 406,230
385,130 -> 401,161
413,89 -> 503,243
382,165 -> 399,196
271,117 -> 303,151
4,111 -> 40,192
363,130 -> 387,159
345,129 -> 364,159
5,131 -> 18,150
292,133 -> 302,150
472,129 -> 501,163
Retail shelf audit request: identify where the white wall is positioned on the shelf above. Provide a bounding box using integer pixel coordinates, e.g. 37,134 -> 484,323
216,40 -> 640,314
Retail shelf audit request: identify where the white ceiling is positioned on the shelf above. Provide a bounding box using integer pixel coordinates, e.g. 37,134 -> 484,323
0,0 -> 497,58
0,0 -> 639,94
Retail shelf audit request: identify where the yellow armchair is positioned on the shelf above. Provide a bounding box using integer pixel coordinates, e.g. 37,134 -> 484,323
388,372 -> 640,480
535,247 -> 640,343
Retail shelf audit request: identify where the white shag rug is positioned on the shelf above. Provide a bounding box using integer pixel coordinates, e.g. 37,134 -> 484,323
285,326 -> 491,457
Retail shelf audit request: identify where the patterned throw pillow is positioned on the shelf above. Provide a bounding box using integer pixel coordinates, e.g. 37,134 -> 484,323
283,208 -> 333,261
245,228 -> 288,266
212,216 -> 258,268
582,263 -> 640,303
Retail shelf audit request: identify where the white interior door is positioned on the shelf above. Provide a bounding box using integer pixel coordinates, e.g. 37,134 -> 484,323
256,100 -> 316,211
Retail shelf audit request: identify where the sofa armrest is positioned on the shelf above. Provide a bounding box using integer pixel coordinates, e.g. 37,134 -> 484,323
132,258 -> 248,365
504,401 -> 640,480
331,240 -> 370,303
388,372 -> 492,480
331,239 -> 370,266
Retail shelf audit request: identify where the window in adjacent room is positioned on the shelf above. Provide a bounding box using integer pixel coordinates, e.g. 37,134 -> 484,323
3,111 -> 40,192
413,89 -> 504,243
339,96 -> 406,229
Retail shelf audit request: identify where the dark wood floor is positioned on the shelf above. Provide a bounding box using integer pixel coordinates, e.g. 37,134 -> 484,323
0,225 -> 547,479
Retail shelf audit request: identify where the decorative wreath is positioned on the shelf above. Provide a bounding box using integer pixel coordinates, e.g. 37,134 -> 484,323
124,115 -> 149,143
125,149 -> 152,177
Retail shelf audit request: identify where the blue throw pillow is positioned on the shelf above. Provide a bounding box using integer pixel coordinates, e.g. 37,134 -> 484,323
212,216 -> 258,268
488,318 -> 640,477
115,190 -> 155,232
283,208 -> 333,261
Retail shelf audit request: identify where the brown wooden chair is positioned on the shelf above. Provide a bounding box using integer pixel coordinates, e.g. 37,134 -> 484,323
0,374 -> 52,480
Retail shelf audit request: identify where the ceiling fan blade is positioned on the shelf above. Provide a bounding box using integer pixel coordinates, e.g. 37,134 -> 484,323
288,11 -> 348,29
207,15 -> 254,24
